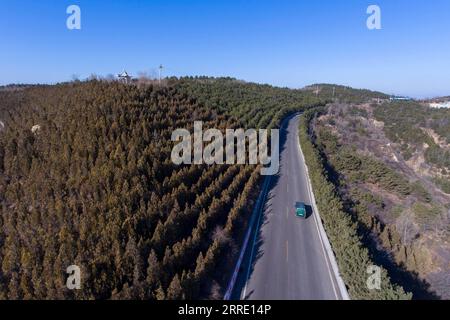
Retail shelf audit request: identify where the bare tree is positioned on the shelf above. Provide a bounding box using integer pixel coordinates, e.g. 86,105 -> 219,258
396,210 -> 418,245
87,73 -> 99,81
211,226 -> 230,244
209,281 -> 222,300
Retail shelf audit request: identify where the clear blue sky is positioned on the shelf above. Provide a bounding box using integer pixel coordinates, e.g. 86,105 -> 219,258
1,0 -> 450,98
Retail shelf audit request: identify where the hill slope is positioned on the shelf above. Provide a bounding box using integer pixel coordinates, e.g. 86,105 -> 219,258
311,99 -> 450,299
0,78 -> 321,299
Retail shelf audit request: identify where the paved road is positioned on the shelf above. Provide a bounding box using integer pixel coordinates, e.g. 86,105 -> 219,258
232,114 -> 342,300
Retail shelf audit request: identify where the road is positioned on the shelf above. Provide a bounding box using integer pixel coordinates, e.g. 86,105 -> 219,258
231,114 -> 342,300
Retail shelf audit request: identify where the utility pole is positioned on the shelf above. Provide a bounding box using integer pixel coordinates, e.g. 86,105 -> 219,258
333,86 -> 336,99
159,65 -> 164,85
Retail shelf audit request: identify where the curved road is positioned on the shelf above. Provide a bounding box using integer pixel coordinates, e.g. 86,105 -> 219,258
232,114 -> 342,300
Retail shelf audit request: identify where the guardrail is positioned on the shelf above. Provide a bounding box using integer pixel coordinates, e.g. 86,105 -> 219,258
223,174 -> 272,300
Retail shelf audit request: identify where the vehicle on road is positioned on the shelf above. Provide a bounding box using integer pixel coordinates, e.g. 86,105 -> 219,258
295,202 -> 307,218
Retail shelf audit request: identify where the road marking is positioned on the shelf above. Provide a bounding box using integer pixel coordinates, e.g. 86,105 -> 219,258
286,240 -> 289,262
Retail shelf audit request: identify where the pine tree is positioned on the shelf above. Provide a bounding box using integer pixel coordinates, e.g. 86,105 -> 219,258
155,285 -> 166,300
146,250 -> 161,291
166,274 -> 182,300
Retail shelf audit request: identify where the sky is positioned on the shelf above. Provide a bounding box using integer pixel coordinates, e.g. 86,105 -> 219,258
1,0 -> 450,98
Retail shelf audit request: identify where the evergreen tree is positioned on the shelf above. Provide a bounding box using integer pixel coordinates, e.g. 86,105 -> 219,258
166,274 -> 183,300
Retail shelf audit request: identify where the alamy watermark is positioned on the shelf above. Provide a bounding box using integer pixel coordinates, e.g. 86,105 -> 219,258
367,5 -> 382,30
366,265 -> 381,290
66,5 -> 81,30
66,265 -> 81,290
171,121 -> 279,176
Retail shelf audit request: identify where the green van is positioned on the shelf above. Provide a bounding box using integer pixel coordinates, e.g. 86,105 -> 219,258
295,202 -> 307,218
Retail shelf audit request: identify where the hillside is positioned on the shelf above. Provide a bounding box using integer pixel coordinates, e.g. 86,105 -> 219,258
0,78 -> 321,299
303,84 -> 389,104
309,99 -> 450,299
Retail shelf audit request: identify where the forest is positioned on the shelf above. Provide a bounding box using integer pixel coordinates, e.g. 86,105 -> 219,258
0,78 -> 321,299
303,83 -> 388,104
373,101 -> 450,171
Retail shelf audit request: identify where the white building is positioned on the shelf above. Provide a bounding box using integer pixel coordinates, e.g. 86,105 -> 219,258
429,101 -> 450,109
390,95 -> 411,101
117,70 -> 132,84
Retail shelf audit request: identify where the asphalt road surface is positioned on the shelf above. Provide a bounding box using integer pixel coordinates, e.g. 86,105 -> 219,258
232,114 -> 342,300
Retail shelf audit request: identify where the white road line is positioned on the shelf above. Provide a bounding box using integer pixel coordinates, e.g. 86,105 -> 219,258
311,203 -> 339,299
295,114 -> 349,300
294,115 -> 338,299
301,150 -> 339,299
286,240 -> 289,262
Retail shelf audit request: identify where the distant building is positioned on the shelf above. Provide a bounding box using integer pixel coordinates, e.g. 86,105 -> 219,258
371,97 -> 389,104
390,95 -> 412,101
429,101 -> 450,109
117,70 -> 132,84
